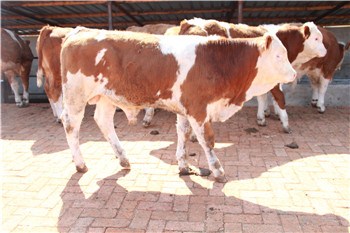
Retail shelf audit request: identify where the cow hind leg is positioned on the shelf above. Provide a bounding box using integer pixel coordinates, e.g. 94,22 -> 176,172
188,119 -> 226,183
20,74 -> 29,107
5,71 -> 23,107
94,96 -> 130,169
61,106 -> 88,173
176,114 -> 192,175
317,77 -> 330,113
142,108 -> 155,128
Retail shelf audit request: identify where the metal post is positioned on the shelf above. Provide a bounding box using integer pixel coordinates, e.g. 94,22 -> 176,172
238,0 -> 243,23
107,1 -> 113,30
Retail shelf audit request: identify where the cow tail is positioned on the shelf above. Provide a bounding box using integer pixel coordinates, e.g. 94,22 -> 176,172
345,41 -> 350,51
36,25 -> 51,87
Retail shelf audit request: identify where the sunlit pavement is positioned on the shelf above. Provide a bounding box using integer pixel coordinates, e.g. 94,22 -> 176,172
2,103 -> 349,233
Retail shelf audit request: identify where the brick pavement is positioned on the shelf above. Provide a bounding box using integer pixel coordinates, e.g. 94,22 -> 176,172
1,103 -> 349,233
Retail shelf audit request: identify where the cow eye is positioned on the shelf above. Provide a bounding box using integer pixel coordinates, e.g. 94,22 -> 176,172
315,38 -> 318,41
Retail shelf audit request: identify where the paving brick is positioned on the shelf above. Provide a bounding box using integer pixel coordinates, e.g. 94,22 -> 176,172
165,221 -> 204,231
2,104 -> 349,233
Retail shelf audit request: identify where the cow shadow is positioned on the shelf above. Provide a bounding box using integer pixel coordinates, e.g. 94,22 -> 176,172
57,170 -> 349,232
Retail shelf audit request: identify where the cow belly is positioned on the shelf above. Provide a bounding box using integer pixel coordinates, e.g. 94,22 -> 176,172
206,98 -> 242,122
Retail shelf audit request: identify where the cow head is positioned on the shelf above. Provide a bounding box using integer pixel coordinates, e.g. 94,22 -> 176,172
301,22 -> 327,58
256,33 -> 296,86
179,18 -> 230,38
179,19 -> 208,36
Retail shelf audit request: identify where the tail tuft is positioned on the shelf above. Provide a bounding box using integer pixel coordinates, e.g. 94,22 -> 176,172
37,69 -> 43,87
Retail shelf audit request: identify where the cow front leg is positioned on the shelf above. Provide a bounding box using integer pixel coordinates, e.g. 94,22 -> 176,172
176,114 -> 192,175
257,94 -> 268,127
94,96 -> 130,169
188,119 -> 226,182
271,84 -> 290,133
310,81 -> 319,108
61,107 -> 87,173
317,77 -> 330,113
142,108 -> 155,128
272,100 -> 291,133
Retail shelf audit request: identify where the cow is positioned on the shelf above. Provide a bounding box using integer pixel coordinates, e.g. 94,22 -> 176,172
126,23 -> 176,35
36,26 -> 73,122
154,18 -> 327,133
1,28 -> 34,107
59,27 -> 296,182
297,27 -> 349,113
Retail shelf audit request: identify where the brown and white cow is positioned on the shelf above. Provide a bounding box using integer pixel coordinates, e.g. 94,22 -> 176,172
36,26 -> 73,122
60,27 -> 296,182
169,18 -> 327,133
297,27 -> 349,113
1,28 -> 34,107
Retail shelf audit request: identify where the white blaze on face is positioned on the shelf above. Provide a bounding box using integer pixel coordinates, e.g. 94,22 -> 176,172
300,22 -> 327,60
246,34 -> 296,100
95,48 -> 107,66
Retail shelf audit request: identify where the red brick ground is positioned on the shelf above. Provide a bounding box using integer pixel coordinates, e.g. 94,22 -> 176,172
2,103 -> 349,233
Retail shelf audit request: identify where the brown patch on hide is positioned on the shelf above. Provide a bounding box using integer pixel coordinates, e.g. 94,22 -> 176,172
270,85 -> 286,110
180,38 -> 260,123
276,25 -> 306,63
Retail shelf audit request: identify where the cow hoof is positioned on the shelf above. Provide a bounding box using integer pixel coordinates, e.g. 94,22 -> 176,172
120,159 -> 131,169
215,175 -> 228,183
283,126 -> 292,134
311,100 -> 318,108
179,167 -> 196,176
264,109 -> 271,117
56,118 -> 62,124
317,107 -> 325,114
76,164 -> 88,173
142,120 -> 151,128
16,102 -> 24,108
257,119 -> 266,126
189,134 -> 198,143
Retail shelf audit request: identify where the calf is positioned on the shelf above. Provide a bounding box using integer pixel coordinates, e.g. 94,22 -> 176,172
1,29 -> 34,107
60,28 -> 296,182
176,18 -> 327,133
36,26 -> 73,122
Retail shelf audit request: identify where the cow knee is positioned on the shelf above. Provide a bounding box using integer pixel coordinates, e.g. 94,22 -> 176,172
61,110 -> 74,134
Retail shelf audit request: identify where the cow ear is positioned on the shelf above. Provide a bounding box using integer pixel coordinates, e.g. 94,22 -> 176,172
303,25 -> 311,39
265,34 -> 272,50
179,19 -> 191,34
